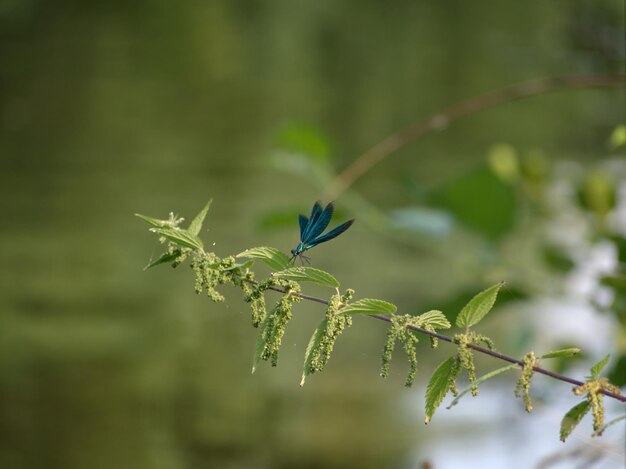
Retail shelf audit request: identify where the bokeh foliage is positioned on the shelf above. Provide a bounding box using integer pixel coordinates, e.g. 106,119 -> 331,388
0,1 -> 624,468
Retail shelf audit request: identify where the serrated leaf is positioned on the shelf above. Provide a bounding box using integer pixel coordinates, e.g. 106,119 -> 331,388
300,319 -> 328,386
418,310 -> 451,329
339,298 -> 397,315
274,267 -> 339,288
560,401 -> 591,441
252,316 -> 271,374
151,227 -> 203,250
143,250 -> 182,270
236,247 -> 291,271
590,354 -> 610,378
425,357 -> 456,424
188,199 -> 212,236
456,282 -> 504,329
541,348 -> 581,359
135,213 -> 172,228
447,364 -> 516,409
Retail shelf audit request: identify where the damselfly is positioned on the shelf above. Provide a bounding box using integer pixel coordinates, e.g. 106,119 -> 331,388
290,201 -> 354,263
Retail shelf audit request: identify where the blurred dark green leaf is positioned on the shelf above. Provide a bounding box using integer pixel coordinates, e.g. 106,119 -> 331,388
431,165 -> 516,239
607,353 -> 626,387
609,235 -> 626,264
542,245 -> 575,273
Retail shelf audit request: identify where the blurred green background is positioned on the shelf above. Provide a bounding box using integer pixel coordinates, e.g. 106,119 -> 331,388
1,1 -> 624,468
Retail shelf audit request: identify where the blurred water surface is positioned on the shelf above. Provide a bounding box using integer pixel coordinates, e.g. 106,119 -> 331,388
0,2 -> 624,468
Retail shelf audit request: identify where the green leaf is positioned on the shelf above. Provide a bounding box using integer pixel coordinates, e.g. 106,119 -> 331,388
188,199 -> 212,236
540,348 -> 581,359
236,247 -> 291,271
590,354 -> 610,378
456,282 -> 504,329
151,227 -> 203,250
447,364 -> 516,409
425,357 -> 456,424
300,319 -> 328,386
417,310 -> 451,329
143,250 -> 182,270
273,267 -> 339,288
135,213 -> 172,228
252,316 -> 271,374
340,298 -> 397,315
560,401 -> 591,442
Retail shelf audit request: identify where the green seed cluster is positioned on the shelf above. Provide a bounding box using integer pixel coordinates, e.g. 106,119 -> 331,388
454,331 -> 497,396
259,281 -> 301,366
455,333 -> 478,396
191,251 -> 224,302
574,378 -> 621,433
515,352 -> 536,412
242,275 -> 268,327
380,314 -> 419,387
449,357 -> 461,397
306,289 -> 355,376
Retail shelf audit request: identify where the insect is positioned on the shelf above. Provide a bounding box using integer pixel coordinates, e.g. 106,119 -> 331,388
290,201 -> 355,263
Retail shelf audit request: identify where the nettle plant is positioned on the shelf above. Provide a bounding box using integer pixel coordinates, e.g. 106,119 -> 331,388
136,200 -> 625,442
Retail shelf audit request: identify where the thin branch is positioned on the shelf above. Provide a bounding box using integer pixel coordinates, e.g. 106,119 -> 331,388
264,283 -> 626,403
322,74 -> 626,200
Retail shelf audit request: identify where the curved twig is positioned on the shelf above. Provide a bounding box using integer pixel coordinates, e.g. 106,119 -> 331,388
323,74 -> 626,200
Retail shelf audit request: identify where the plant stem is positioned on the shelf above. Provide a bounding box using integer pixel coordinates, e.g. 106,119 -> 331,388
263,283 -> 626,403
